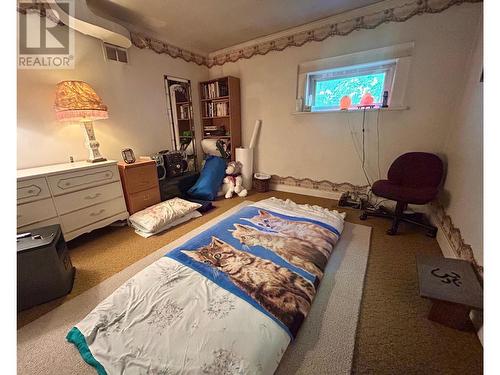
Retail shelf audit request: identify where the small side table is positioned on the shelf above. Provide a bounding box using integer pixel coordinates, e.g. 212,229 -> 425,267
416,254 -> 482,331
118,160 -> 161,214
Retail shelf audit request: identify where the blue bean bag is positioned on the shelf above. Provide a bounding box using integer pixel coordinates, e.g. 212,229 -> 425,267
187,156 -> 227,201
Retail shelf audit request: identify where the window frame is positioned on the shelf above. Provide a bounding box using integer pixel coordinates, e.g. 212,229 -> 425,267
305,59 -> 397,112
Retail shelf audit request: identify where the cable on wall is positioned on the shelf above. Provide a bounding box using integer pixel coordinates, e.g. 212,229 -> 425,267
376,108 -> 381,180
346,114 -> 363,165
360,107 -> 372,187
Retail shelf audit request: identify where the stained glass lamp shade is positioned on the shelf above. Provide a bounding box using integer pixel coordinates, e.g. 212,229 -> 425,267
54,81 -> 108,162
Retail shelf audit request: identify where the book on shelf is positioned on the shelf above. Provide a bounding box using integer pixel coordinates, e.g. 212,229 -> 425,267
202,80 -> 229,99
203,101 -> 229,117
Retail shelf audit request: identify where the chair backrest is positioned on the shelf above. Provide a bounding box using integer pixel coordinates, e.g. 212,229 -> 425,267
387,152 -> 444,188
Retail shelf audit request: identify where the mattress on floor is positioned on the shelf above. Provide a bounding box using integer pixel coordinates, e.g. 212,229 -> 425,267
67,197 -> 346,374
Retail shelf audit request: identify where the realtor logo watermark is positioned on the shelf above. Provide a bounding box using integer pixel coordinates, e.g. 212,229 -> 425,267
18,1 -> 74,69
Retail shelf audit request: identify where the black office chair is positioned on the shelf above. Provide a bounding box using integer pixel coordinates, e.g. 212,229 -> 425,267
360,152 -> 444,237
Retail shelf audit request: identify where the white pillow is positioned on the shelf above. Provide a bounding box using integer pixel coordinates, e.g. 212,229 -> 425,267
128,197 -> 202,234
133,210 -> 202,238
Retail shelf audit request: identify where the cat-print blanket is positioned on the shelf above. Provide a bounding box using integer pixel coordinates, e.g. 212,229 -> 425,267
67,198 -> 345,375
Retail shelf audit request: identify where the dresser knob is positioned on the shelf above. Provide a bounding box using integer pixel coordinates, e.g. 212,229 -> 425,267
85,193 -> 101,200
90,209 -> 105,217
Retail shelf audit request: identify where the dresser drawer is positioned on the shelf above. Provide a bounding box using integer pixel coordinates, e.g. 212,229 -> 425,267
17,177 -> 51,204
17,198 -> 57,228
128,187 -> 161,214
47,165 -> 119,196
61,197 -> 127,233
54,181 -> 124,215
123,164 -> 158,194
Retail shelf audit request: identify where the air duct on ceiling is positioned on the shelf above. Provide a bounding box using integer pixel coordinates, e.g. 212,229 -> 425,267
46,0 -> 131,48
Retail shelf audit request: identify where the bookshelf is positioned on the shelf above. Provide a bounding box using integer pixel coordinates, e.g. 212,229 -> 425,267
199,76 -> 241,160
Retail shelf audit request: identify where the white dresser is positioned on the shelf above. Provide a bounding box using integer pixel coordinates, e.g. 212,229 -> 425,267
17,160 -> 129,241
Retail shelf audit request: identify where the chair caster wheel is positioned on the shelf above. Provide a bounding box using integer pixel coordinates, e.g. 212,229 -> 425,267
359,213 -> 367,220
386,228 -> 397,235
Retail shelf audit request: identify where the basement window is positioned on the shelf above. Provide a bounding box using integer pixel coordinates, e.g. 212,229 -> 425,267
297,42 -> 414,112
306,61 -> 396,111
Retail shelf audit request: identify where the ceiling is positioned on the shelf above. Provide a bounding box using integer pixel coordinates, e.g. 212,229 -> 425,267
87,0 -> 383,54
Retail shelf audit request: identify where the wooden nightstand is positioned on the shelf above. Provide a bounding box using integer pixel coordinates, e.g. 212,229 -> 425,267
118,160 -> 160,214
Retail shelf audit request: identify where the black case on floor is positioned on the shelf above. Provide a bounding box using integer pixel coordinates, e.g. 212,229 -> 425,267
159,171 -> 200,201
17,224 -> 75,311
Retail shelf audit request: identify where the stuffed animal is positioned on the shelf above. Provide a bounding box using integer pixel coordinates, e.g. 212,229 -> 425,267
220,161 -> 248,199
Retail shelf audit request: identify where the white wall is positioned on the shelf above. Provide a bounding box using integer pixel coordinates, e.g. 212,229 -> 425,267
208,4 -> 482,187
441,17 -> 483,266
17,16 -> 209,170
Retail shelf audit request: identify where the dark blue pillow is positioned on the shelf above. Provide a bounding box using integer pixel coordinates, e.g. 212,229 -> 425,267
187,156 -> 227,201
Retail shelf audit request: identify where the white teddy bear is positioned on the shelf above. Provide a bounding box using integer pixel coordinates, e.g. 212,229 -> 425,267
220,161 -> 248,199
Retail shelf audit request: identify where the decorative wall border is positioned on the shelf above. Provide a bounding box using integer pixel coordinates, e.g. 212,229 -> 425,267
20,0 -> 481,68
130,0 -> 481,68
206,0 -> 482,67
270,175 -> 368,195
429,201 -> 483,277
130,33 -> 207,67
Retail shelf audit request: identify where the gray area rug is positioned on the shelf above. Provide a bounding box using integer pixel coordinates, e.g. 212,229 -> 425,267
17,202 -> 371,375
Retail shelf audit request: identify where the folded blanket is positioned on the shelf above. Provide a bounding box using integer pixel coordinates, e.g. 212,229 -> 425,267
129,197 -> 201,235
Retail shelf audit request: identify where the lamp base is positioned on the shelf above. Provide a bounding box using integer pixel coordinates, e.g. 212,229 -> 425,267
81,122 -> 106,163
87,157 -> 107,163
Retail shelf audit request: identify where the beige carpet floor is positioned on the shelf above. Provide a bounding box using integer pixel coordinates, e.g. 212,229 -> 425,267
17,202 -> 371,375
17,191 -> 483,374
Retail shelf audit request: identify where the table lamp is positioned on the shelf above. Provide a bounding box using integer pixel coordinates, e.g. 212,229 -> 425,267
54,80 -> 108,163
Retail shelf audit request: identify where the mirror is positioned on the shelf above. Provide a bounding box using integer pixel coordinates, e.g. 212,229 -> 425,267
164,75 -> 198,172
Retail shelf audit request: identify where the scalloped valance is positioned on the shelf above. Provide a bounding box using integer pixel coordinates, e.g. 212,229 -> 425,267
19,0 -> 481,68
131,0 -> 482,68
